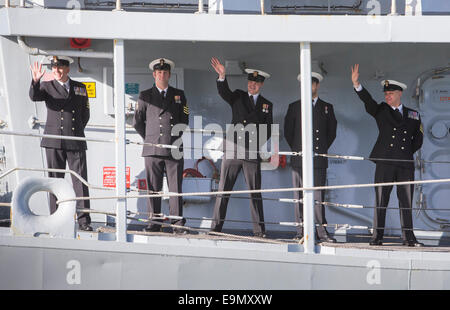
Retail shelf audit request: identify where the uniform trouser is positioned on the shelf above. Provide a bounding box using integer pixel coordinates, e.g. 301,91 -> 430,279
211,159 -> 265,234
144,156 -> 185,227
292,167 -> 329,239
373,163 -> 417,242
45,148 -> 91,225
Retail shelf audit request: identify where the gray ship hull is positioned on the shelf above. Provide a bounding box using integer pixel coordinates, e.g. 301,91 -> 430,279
1,229 -> 450,290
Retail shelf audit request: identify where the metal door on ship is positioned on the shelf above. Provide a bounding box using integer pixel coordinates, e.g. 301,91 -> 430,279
418,74 -> 450,226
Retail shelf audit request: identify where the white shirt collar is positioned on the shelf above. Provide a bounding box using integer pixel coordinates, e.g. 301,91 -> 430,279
391,104 -> 403,113
248,93 -> 259,102
312,96 -> 318,106
156,85 -> 169,96
56,78 -> 70,90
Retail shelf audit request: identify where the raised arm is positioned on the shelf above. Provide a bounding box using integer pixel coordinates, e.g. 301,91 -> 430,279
29,61 -> 48,101
211,57 -> 236,104
351,64 -> 379,117
211,57 -> 226,80
351,63 -> 361,89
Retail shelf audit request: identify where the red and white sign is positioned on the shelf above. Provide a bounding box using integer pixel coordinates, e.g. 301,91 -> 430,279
103,166 -> 130,189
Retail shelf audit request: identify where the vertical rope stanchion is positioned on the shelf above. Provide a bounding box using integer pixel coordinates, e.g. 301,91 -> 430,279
300,41 -> 315,253
113,38 -> 127,243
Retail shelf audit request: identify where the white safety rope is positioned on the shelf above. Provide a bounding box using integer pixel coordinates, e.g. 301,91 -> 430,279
55,177 -> 450,205
0,130 -> 299,157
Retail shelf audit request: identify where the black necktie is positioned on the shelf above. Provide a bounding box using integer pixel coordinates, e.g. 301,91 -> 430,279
62,83 -> 69,95
249,95 -> 255,107
161,90 -> 166,99
394,108 -> 402,121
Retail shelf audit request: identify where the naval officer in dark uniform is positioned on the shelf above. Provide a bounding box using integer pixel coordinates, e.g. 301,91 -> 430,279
29,56 -> 92,231
284,72 -> 337,243
351,64 -> 424,247
209,57 -> 273,238
133,58 -> 189,233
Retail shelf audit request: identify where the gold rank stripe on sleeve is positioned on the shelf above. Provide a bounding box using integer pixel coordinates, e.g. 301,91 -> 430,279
420,123 -> 424,134
183,106 -> 189,115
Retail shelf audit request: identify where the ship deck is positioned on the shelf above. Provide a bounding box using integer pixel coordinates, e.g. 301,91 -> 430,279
2,223 -> 450,289
95,224 -> 450,253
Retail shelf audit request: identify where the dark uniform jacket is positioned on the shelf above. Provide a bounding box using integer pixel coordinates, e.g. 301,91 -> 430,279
217,78 -> 273,161
355,86 -> 423,169
284,98 -> 337,169
29,79 -> 90,151
133,85 -> 189,157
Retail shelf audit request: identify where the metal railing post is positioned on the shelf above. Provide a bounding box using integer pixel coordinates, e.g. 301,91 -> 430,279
115,0 -> 122,11
113,39 -> 127,242
197,0 -> 204,13
389,0 -> 398,16
300,42 -> 316,254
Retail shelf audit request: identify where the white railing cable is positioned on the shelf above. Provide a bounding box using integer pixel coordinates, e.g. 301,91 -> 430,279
5,129 -> 450,164
55,177 -> 450,205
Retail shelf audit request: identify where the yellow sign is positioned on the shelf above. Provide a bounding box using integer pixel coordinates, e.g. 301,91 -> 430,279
82,82 -> 96,98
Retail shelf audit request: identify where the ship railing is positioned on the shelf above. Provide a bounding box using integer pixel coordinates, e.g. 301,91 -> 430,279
92,209 -> 450,244
29,119 -> 281,137
2,129 -> 450,239
52,173 -> 450,244
2,0 -> 447,17
3,129 -> 450,165
0,130 -> 292,156
2,165 -> 450,244
50,177 -> 450,207
1,202 -> 449,245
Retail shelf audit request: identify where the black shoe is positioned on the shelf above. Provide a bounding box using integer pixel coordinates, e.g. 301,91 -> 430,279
293,234 -> 304,241
143,225 -> 161,232
402,240 -> 424,247
78,223 -> 93,231
369,238 -> 383,246
317,236 -> 337,243
173,228 -> 189,235
254,232 -> 266,238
